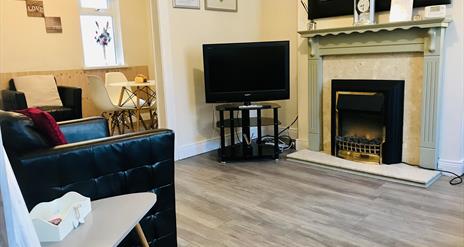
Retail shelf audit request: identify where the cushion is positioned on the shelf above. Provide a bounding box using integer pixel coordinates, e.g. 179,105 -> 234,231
13,75 -> 63,107
17,108 -> 68,146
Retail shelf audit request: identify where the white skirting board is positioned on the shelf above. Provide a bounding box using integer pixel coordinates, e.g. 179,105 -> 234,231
438,159 -> 464,177
287,150 -> 441,188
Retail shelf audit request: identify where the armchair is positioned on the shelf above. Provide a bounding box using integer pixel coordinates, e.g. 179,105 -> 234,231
0,110 -> 177,247
1,78 -> 82,121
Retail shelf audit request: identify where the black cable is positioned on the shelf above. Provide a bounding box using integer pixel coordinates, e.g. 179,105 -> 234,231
422,167 -> 463,185
404,162 -> 463,185
234,111 -> 241,144
279,116 -> 298,136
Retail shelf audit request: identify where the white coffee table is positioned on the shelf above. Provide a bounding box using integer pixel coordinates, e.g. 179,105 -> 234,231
42,192 -> 157,247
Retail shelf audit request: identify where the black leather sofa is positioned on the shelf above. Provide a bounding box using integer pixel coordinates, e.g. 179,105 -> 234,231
0,111 -> 177,247
1,78 -> 82,121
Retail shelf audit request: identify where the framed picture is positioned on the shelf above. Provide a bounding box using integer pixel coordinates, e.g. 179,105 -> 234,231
389,0 -> 414,22
205,0 -> 237,12
26,0 -> 44,17
45,17 -> 63,33
173,0 -> 200,9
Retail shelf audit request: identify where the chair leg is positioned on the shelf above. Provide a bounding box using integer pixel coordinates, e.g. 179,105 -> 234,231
152,111 -> 158,129
138,110 -> 148,130
116,112 -> 122,135
149,108 -> 155,129
122,110 -> 133,134
129,111 -> 135,132
120,111 -> 126,135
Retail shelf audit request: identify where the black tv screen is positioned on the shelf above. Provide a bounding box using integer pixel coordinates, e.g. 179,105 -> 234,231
203,41 -> 290,103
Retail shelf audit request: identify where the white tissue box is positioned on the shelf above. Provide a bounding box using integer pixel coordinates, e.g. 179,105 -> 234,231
30,192 -> 91,242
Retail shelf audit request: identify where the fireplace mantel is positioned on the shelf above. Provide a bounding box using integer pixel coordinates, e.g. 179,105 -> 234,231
299,18 -> 451,38
298,18 -> 451,169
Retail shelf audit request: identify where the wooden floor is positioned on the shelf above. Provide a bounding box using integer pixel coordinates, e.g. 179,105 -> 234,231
175,152 -> 464,247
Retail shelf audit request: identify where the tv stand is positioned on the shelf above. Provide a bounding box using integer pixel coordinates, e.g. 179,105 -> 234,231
216,103 -> 281,162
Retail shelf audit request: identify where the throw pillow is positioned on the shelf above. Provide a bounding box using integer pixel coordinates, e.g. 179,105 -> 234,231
16,108 -> 68,146
13,75 -> 63,107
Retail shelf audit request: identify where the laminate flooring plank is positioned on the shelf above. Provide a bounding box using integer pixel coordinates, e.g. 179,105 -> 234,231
175,152 -> 464,247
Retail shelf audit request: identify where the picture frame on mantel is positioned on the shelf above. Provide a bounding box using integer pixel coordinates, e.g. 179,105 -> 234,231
173,0 -> 200,9
389,0 -> 414,22
205,0 -> 238,12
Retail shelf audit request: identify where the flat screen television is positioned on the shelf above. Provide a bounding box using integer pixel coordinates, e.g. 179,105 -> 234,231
203,41 -> 290,103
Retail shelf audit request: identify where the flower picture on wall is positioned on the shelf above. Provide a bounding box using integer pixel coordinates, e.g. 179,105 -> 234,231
80,15 -> 117,66
95,20 -> 112,63
205,0 -> 237,12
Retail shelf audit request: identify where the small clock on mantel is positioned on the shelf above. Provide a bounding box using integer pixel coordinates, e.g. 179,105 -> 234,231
354,0 -> 375,25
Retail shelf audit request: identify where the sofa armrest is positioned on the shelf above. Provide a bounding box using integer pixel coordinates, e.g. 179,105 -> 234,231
1,90 -> 27,110
57,86 -> 82,119
58,117 -> 109,143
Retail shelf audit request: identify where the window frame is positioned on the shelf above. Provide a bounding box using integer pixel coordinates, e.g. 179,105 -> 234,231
79,0 -> 125,69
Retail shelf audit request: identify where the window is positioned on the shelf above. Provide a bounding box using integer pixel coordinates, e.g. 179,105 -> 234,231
79,0 -> 124,68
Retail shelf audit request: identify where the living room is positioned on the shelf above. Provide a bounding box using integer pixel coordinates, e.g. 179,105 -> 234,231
0,0 -> 463,246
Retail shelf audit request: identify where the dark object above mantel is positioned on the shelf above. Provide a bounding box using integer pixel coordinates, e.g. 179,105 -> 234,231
308,0 -> 451,20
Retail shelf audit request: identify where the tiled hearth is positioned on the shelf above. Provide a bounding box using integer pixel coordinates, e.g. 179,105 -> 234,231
292,19 -> 451,186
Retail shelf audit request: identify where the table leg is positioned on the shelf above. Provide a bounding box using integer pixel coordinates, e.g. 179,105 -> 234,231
136,86 -> 141,131
135,223 -> 149,247
136,108 -> 141,131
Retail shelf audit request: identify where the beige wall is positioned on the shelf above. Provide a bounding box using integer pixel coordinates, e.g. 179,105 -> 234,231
260,0 -> 299,134
154,0 -> 299,153
0,0 -> 83,72
0,0 -> 153,73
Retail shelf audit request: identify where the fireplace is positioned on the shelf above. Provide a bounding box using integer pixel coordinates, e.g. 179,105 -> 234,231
331,80 -> 405,164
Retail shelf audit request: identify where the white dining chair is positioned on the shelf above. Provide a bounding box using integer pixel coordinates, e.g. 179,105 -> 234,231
105,72 -> 158,130
104,72 -> 132,106
87,75 -> 134,135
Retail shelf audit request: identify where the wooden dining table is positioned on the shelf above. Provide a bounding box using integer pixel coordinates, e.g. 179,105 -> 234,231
108,80 -> 157,131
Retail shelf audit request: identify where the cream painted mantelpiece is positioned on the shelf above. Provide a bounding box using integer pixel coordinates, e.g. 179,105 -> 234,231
298,18 -> 451,169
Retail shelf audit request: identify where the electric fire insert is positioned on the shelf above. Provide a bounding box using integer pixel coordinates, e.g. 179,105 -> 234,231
331,80 -> 405,164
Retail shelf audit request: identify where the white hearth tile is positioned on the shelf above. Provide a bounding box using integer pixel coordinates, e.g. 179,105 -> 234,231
287,150 -> 440,187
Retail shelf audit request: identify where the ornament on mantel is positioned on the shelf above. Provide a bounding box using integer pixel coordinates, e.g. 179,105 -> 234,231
354,0 -> 375,26
301,0 -> 317,30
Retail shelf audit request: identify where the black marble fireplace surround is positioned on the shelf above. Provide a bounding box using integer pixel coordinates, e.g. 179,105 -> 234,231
331,80 -> 405,164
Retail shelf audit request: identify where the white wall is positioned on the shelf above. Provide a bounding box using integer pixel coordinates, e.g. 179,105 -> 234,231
296,2 -> 464,174
439,1 -> 464,174
152,0 -> 298,159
